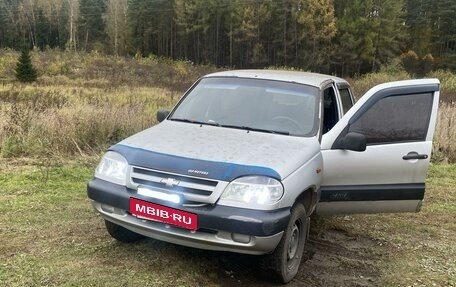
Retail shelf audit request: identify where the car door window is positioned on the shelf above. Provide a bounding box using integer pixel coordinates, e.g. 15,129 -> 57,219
322,87 -> 339,134
348,93 -> 433,144
339,88 -> 353,114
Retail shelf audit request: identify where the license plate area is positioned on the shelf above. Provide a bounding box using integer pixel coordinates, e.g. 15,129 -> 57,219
129,197 -> 198,230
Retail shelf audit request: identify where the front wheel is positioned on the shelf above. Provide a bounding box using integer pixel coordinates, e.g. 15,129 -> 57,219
104,220 -> 145,243
262,203 -> 308,283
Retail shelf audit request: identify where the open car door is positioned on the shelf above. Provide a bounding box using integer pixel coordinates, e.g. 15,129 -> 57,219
318,79 -> 440,214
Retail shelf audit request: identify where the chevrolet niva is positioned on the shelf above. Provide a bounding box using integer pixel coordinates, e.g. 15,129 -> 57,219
87,70 -> 439,283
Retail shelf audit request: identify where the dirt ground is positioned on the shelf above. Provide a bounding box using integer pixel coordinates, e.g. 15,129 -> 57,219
155,216 -> 385,287
3,162 -> 453,286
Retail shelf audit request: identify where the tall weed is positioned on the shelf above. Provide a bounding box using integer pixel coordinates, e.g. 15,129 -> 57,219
349,71 -> 411,99
428,70 -> 456,102
434,102 -> 456,162
0,84 -> 179,157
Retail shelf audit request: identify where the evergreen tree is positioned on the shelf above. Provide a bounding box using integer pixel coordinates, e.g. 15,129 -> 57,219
15,49 -> 38,83
369,0 -> 406,71
332,0 -> 405,75
432,0 -> 456,70
405,0 -> 433,56
229,0 -> 273,67
295,0 -> 337,72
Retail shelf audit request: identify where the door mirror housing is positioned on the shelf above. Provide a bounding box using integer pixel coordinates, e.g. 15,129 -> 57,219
156,109 -> 170,122
333,132 -> 366,152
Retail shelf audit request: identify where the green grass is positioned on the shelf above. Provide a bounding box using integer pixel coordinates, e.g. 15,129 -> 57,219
0,158 -> 218,286
327,164 -> 456,287
0,160 -> 455,286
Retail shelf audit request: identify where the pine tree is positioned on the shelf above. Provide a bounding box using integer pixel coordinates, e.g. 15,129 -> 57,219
295,0 -> 337,72
15,49 -> 38,83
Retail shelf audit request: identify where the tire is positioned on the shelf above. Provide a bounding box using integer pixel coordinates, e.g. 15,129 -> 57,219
104,220 -> 145,243
262,203 -> 308,284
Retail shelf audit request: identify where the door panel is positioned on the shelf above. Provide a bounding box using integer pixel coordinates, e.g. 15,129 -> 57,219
321,141 -> 432,186
317,79 -> 440,215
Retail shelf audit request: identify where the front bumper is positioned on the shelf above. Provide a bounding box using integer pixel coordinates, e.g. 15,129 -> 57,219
87,178 -> 290,255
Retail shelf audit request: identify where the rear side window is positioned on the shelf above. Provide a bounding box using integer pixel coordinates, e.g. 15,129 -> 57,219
348,93 -> 433,144
339,88 -> 353,114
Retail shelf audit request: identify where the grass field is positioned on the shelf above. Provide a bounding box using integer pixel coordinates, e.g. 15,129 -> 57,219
0,50 -> 455,286
0,159 -> 454,287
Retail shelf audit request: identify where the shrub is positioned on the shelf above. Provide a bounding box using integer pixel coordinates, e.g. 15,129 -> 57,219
400,50 -> 419,75
400,50 -> 436,77
422,53 -> 434,75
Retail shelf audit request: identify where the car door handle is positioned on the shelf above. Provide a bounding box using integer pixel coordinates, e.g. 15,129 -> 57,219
402,152 -> 428,160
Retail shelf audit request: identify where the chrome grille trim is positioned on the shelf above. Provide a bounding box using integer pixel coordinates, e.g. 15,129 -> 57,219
129,166 -> 227,204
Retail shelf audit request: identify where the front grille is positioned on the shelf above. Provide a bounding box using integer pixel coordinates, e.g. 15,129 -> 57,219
130,166 -> 218,199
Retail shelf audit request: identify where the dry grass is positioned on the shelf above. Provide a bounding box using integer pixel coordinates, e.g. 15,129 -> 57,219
0,84 -> 180,157
0,49 -> 216,90
0,50 -> 215,157
1,50 -> 456,161
348,70 -> 412,99
429,70 -> 456,103
0,49 -> 214,157
434,102 -> 456,162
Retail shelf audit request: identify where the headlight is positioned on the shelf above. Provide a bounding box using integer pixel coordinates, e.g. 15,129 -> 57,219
95,151 -> 128,185
218,176 -> 283,209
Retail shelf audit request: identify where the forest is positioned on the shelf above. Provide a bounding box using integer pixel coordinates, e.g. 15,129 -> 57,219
1,0 -> 456,76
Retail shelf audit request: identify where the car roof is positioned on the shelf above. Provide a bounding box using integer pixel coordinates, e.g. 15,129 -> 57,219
204,69 -> 349,88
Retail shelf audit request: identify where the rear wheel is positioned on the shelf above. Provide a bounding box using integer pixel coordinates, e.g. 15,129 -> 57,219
104,220 -> 145,243
262,203 -> 308,283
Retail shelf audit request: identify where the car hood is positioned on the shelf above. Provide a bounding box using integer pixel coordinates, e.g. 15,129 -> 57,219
113,120 -> 320,181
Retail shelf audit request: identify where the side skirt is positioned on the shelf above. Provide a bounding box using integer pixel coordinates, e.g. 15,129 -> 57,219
316,183 -> 424,215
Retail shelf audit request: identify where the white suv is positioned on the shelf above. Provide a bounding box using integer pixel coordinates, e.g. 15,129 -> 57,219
88,70 -> 440,283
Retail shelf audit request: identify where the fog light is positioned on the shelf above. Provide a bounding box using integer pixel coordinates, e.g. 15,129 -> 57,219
231,233 -> 251,244
101,204 -> 114,213
101,204 -> 125,215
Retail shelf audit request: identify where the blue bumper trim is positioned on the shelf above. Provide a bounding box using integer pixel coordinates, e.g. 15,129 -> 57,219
110,144 -> 281,182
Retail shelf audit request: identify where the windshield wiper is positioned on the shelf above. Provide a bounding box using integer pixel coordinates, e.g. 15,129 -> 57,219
220,124 -> 290,135
168,118 -> 219,126
169,119 -> 289,135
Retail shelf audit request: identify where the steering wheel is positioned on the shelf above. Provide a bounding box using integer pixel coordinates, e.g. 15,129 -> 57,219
271,116 -> 304,134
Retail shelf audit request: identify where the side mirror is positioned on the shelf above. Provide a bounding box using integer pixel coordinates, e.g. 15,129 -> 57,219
156,109 -> 170,122
333,132 -> 366,152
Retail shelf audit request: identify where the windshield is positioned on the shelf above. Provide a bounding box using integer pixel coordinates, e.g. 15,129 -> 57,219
169,77 -> 320,137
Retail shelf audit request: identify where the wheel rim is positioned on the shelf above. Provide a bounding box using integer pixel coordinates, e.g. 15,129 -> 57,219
287,220 -> 301,268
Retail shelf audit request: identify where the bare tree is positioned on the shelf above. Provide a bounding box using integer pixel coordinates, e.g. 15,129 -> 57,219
105,0 -> 128,55
66,0 -> 78,51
